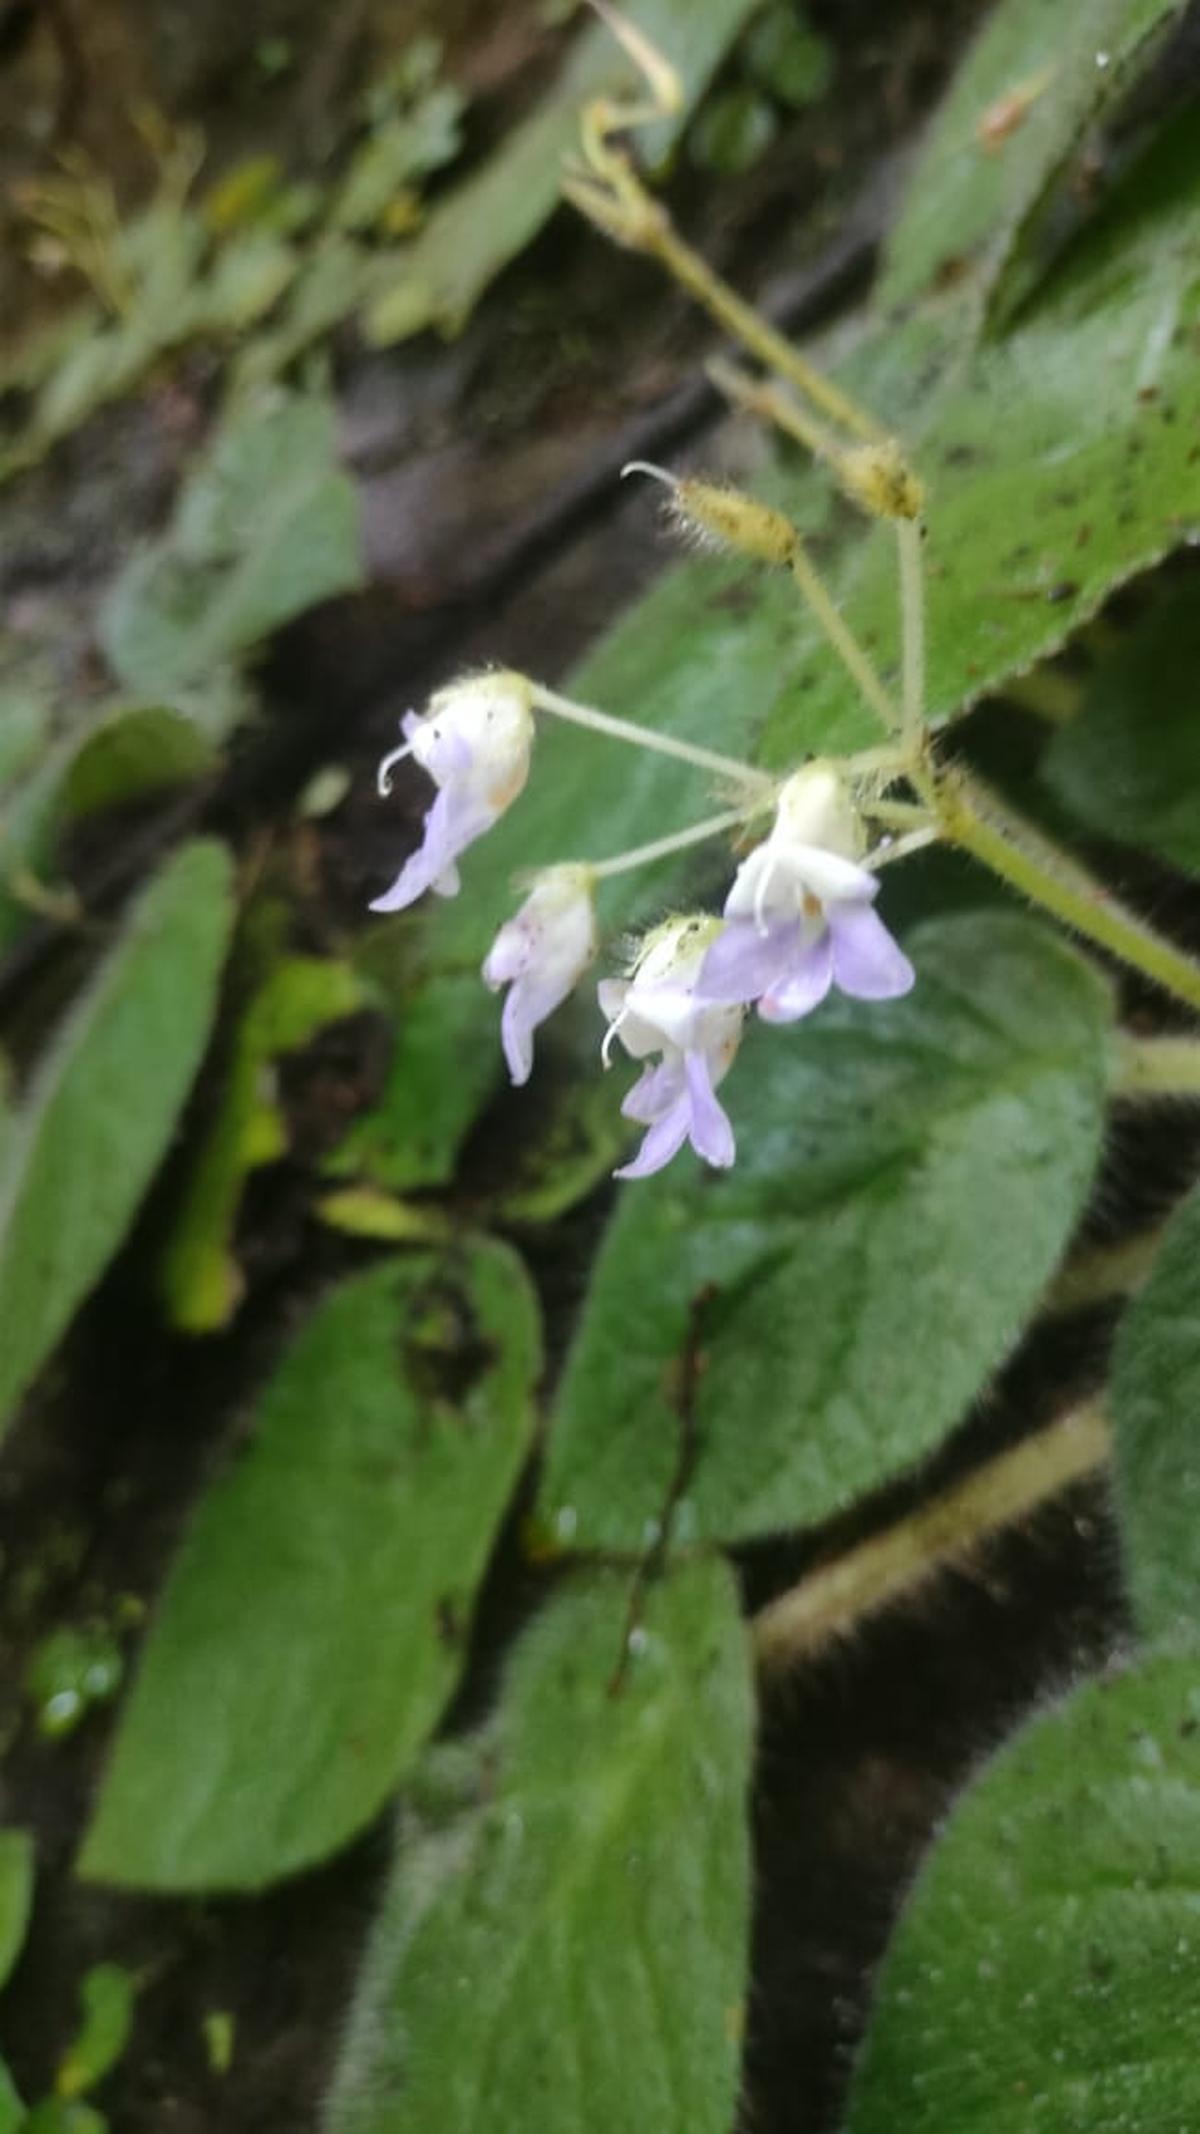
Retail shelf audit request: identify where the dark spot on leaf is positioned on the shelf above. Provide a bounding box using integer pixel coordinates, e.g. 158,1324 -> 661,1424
940,441 -> 984,470
402,1277 -> 499,1409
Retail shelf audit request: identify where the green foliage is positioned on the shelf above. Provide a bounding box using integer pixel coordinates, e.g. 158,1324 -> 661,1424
847,1648 -> 1200,2132
325,969 -> 501,1194
98,388 -> 363,721
0,706 -> 217,957
161,952 -> 369,1331
81,1246 -> 541,1890
1111,1183 -> 1200,1641
331,38 -> 466,233
324,1562 -> 752,2134
23,2106 -> 107,2134
540,913 -> 1110,1550
25,1624 -> 123,1739
56,1964 -> 136,2100
0,181 -> 298,484
742,5 -> 833,110
0,841 -> 234,1437
880,0 -> 1183,315
0,2071 -> 21,2134
688,89 -> 778,177
761,110 -> 1200,762
1044,578 -> 1200,874
365,0 -> 762,343
0,1829 -> 34,1991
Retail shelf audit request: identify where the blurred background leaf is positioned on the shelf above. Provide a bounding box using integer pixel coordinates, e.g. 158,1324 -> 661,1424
81,1243 -> 541,1889
0,839 -> 234,1435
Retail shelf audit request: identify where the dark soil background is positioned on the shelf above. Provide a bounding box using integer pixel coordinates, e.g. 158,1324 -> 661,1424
0,2 -> 1166,2127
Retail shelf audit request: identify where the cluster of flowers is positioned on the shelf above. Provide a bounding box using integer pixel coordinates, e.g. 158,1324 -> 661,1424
371,669 -> 913,1180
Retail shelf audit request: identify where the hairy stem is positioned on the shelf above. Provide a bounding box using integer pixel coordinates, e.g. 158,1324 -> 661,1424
643,214 -> 883,444
787,545 -> 900,736
897,517 -> 925,752
936,768 -> 1200,1011
1112,1033 -> 1200,1099
754,1402 -> 1110,1670
588,806 -> 759,880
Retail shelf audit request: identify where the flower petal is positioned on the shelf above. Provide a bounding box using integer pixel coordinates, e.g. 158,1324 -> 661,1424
828,899 -> 915,1000
499,985 -> 537,1086
698,918 -> 799,1004
370,787 -> 493,913
482,919 -> 529,990
614,1097 -> 693,1180
784,841 -> 877,904
622,1059 -> 685,1123
758,931 -> 834,1022
684,1050 -> 735,1168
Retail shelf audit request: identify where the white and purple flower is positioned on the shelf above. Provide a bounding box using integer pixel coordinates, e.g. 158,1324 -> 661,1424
600,916 -> 745,1181
371,672 -> 534,914
698,762 -> 914,1021
483,866 -> 598,1086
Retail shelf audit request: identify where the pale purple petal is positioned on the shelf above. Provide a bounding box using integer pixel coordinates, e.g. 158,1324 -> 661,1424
615,1097 -> 693,1180
499,969 -> 581,1086
499,984 -> 537,1086
482,919 -> 528,989
828,899 -> 915,1000
759,931 -> 834,1022
370,786 -> 492,913
622,1059 -> 685,1124
684,1050 -> 735,1168
697,918 -> 800,1004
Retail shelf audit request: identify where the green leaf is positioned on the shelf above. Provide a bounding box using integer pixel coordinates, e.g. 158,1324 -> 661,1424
688,88 -> 777,178
56,1963 -> 136,2100
161,953 -> 369,1331
0,2067 -> 21,2134
1111,1182 -> 1200,1642
0,840 -> 235,1437
742,5 -> 834,110
847,1647 -> 1200,2134
539,912 -> 1110,1551
760,109 -> 1200,763
324,1561 -> 752,2134
81,1244 -> 541,1890
59,706 -> 216,819
332,81 -> 465,233
0,687 -> 51,791
1043,578 -> 1200,874
0,705 -> 217,956
325,969 -> 501,1195
24,2106 -> 107,2134
365,0 -> 761,343
0,1829 -> 34,1991
99,388 -> 363,709
880,0 -> 1183,315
